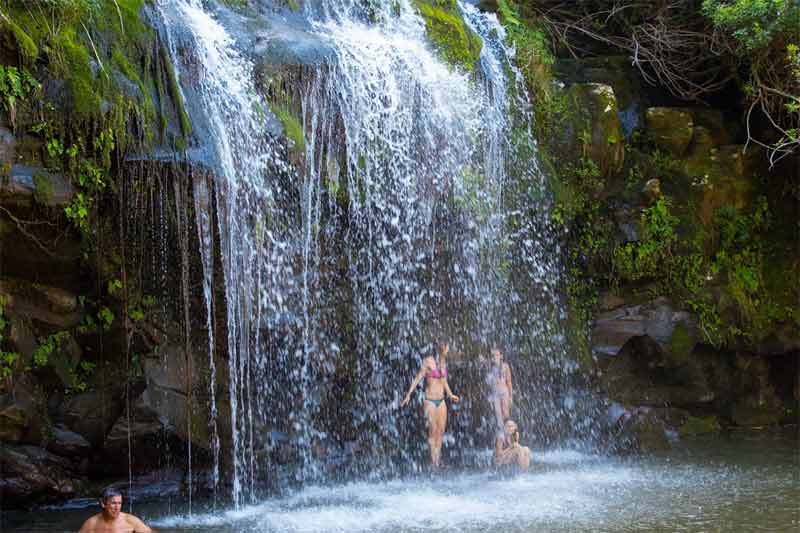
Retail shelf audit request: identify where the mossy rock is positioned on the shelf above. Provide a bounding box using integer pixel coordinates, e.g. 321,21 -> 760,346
645,107 -> 693,156
679,415 -> 721,436
413,0 -> 482,73
560,83 -> 624,178
271,104 -> 305,154
668,322 -> 695,363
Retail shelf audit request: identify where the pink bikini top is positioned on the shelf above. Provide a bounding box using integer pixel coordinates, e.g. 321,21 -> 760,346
427,366 -> 447,379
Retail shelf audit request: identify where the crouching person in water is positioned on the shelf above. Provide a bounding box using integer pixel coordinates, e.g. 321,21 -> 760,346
78,487 -> 153,533
493,420 -> 531,470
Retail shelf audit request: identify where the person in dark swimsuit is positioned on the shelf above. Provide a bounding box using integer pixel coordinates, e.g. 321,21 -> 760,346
401,340 -> 460,468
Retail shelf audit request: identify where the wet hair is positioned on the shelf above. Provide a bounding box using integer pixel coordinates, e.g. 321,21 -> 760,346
101,487 -> 122,503
434,339 -> 449,355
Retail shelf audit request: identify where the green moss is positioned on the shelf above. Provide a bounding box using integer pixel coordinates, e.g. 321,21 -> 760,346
3,18 -> 38,63
52,27 -> 102,118
679,415 -> 721,436
668,322 -> 694,362
414,0 -> 482,72
159,44 -> 192,140
271,104 -> 305,152
32,171 -> 54,205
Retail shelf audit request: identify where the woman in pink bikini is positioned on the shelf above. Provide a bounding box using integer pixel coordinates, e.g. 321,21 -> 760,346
401,340 -> 460,468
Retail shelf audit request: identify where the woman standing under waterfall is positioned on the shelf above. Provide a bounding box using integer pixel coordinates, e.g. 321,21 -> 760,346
401,341 -> 460,468
486,348 -> 514,438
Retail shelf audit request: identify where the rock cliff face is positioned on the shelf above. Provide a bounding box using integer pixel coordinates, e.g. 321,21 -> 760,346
544,53 -> 798,450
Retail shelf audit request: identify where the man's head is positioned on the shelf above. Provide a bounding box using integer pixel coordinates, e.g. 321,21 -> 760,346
100,487 -> 123,519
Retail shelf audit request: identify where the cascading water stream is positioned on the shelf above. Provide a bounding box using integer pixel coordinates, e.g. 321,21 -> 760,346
154,0 -> 602,507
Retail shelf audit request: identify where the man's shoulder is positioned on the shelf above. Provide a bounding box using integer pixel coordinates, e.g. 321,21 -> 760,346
78,514 -> 100,532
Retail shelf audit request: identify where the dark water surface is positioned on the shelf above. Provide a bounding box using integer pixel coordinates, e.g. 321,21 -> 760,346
4,429 -> 798,532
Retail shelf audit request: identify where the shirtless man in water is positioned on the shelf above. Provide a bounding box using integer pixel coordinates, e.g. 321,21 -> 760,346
78,488 -> 152,533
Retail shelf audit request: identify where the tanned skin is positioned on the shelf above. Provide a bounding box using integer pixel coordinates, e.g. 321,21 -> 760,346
78,495 -> 153,533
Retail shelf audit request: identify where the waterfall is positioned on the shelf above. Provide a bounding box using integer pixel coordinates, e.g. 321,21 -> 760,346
154,0 -> 601,507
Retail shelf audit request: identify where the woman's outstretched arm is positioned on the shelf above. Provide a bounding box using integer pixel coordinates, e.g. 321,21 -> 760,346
401,361 -> 428,406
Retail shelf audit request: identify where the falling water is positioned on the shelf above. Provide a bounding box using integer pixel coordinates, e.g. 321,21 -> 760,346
154,0 -> 602,507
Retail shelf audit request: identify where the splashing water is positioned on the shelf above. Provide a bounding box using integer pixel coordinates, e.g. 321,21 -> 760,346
155,0 -> 603,506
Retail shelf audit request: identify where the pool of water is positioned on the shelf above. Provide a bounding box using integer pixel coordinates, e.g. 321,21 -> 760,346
4,429 -> 798,532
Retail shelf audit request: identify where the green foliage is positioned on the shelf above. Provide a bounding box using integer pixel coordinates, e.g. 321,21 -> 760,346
0,65 -> 39,128
496,0 -> 560,138
98,306 -> 114,330
0,295 -> 20,378
702,0 -> 800,157
107,278 -> 123,296
613,198 -> 679,283
414,0 -> 483,72
702,0 -> 799,52
33,331 -> 71,368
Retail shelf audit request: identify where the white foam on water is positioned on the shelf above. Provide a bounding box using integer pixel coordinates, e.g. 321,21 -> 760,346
153,460 -> 641,532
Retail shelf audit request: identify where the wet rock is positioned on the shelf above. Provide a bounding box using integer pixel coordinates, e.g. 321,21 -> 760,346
0,378 -> 45,444
253,23 -> 336,69
140,345 -> 216,449
758,323 -> 800,355
690,108 -> 737,146
602,338 -> 714,406
622,408 -> 672,451
0,165 -> 74,207
8,314 -> 37,362
641,178 -> 661,206
679,415 -> 721,436
100,391 -> 185,475
645,107 -> 693,156
592,297 -> 700,358
45,424 -> 92,457
59,390 -> 123,448
0,125 -> 15,165
730,394 -> 784,427
554,55 -> 649,137
0,278 -> 82,329
0,444 -> 76,506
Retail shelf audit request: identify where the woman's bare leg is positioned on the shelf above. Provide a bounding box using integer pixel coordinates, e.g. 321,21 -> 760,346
500,395 -> 511,421
436,403 -> 448,467
423,401 -> 437,466
429,402 -> 447,468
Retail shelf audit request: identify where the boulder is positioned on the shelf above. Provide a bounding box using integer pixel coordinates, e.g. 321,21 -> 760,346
0,444 -> 75,506
99,391 -> 183,475
592,296 -> 700,358
601,335 -> 714,406
730,393 -> 784,427
0,278 -> 82,329
679,415 -> 721,436
553,55 -> 649,137
0,165 -> 74,207
253,23 -> 336,70
562,83 -> 625,177
645,107 -> 693,156
59,390 -> 123,448
45,424 -> 92,457
142,346 -> 213,449
622,408 -> 672,451
0,378 -> 45,444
